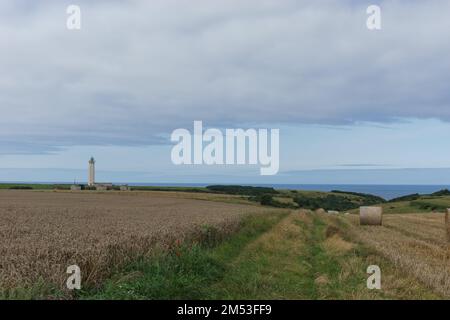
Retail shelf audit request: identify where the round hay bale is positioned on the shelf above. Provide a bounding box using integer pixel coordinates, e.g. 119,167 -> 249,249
359,206 -> 382,226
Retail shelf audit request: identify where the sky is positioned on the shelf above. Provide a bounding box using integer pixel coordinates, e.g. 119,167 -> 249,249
1,0 -> 450,184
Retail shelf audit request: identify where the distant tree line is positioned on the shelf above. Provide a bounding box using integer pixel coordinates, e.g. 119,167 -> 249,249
330,190 -> 386,204
431,189 -> 450,196
293,194 -> 357,211
206,185 -> 279,196
388,193 -> 421,202
9,186 -> 33,190
410,200 -> 448,211
388,189 -> 450,203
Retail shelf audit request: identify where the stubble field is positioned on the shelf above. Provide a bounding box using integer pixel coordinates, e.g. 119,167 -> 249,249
341,212 -> 450,297
0,190 -> 276,297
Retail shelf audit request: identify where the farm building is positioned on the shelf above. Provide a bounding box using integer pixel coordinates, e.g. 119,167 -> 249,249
95,183 -> 113,191
120,185 -> 130,191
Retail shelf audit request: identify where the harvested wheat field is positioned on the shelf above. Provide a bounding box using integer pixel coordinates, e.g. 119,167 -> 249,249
340,212 -> 450,297
0,190 -> 279,296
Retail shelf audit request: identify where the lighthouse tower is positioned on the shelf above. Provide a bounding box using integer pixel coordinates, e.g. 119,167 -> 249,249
88,157 -> 95,186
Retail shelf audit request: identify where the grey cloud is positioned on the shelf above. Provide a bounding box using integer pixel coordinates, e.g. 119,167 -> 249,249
1,0 -> 450,153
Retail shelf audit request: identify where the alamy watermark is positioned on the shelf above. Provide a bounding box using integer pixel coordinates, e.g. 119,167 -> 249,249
366,5 -> 381,30
66,5 -> 81,30
367,265 -> 381,289
66,265 -> 81,290
171,121 -> 279,175
65,5 -> 380,31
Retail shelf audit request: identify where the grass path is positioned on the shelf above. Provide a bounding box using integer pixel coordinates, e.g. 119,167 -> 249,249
206,211 -> 438,299
81,211 -> 440,300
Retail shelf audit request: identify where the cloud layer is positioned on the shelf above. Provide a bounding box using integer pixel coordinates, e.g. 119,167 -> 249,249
1,0 -> 450,153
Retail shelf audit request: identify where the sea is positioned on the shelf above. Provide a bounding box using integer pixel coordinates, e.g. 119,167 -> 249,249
128,183 -> 450,200
3,181 -> 450,201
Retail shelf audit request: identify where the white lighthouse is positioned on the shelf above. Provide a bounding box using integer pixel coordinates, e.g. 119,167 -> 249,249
88,157 -> 95,186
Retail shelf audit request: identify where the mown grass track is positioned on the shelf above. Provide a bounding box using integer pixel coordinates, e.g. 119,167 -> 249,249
82,211 -> 440,300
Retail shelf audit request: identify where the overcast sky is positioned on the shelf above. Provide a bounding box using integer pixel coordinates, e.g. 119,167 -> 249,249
1,0 -> 450,184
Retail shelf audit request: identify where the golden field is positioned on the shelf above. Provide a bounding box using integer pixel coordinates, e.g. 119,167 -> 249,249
0,190 -> 276,295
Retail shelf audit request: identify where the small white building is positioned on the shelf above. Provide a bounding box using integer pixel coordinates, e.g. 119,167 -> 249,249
70,185 -> 82,191
95,183 -> 113,191
120,185 -> 130,191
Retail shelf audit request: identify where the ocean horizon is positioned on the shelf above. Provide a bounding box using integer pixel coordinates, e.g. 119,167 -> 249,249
129,183 -> 450,200
2,181 -> 450,200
